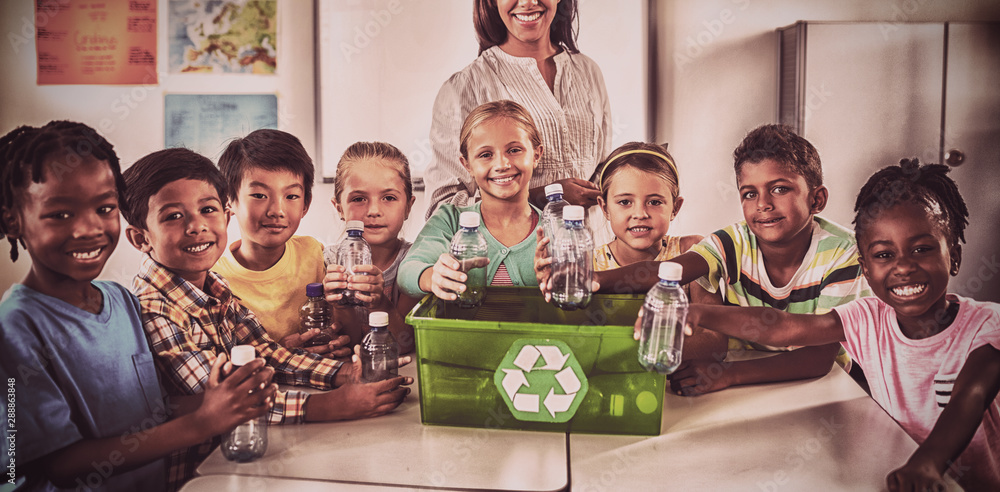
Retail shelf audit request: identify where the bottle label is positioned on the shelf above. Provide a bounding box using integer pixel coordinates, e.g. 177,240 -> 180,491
493,339 -> 589,423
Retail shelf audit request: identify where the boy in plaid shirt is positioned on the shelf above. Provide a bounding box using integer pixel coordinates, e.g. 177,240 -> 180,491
121,148 -> 411,489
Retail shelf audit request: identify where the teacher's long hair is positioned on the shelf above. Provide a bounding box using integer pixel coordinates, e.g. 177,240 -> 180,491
473,0 -> 579,55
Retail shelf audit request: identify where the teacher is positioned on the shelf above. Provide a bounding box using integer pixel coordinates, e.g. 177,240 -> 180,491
424,0 -> 612,219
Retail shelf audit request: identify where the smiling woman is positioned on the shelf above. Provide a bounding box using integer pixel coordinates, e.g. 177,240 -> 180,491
423,0 -> 611,218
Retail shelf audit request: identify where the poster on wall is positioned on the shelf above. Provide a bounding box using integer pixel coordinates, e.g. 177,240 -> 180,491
35,0 -> 157,85
168,0 -> 277,74
165,94 -> 278,159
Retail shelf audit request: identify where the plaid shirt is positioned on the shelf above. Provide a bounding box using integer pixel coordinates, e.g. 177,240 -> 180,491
133,255 -> 342,490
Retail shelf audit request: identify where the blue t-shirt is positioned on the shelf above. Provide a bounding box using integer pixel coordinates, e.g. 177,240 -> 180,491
0,281 -> 165,492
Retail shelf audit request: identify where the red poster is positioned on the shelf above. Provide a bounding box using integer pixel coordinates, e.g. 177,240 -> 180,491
36,0 -> 158,85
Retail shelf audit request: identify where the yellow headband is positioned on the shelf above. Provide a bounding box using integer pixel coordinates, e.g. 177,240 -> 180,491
597,149 -> 678,191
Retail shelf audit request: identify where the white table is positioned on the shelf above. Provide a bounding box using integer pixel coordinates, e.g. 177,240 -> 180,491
196,363 -> 569,491
180,475 -> 426,492
195,357 -> 962,491
569,363 -> 961,491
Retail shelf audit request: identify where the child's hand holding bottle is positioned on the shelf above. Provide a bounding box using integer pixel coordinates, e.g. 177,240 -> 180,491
198,353 -> 277,436
345,264 -> 387,308
426,253 -> 483,302
536,227 -> 600,303
324,264 -> 385,307
280,328 -> 352,358
533,227 -> 554,298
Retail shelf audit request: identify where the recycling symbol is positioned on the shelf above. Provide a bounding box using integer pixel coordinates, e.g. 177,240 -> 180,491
493,339 -> 589,423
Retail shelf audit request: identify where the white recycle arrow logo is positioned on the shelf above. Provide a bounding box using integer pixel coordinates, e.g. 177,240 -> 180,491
498,343 -> 585,419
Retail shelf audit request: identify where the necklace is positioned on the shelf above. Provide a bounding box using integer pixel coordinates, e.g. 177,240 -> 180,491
610,237 -> 663,266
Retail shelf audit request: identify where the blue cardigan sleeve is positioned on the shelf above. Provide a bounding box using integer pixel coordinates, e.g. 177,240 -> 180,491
398,203 -> 462,297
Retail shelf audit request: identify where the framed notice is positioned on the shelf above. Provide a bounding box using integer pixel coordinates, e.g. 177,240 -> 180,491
164,94 -> 278,160
35,0 -> 157,85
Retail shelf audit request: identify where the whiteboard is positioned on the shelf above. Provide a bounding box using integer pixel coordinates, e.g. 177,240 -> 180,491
316,0 -> 648,182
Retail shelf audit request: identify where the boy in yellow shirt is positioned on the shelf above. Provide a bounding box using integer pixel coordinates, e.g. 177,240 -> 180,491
213,129 -> 349,356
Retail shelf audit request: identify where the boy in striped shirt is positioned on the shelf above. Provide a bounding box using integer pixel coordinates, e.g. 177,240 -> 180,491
664,124 -> 870,395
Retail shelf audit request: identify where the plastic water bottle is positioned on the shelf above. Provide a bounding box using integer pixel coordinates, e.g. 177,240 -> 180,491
449,212 -> 488,308
637,262 -> 688,374
361,311 -> 399,382
551,205 -> 593,310
541,183 -> 569,250
299,283 -> 333,347
221,345 -> 268,462
336,220 -> 372,306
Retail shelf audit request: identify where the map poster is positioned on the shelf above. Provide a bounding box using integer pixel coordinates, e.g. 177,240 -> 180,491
36,0 -> 157,85
168,0 -> 277,74
164,94 -> 278,159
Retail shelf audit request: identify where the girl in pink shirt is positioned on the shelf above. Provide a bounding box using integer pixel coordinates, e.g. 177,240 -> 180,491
672,159 -> 999,490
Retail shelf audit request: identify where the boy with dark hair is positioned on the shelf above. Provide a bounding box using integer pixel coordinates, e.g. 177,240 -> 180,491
122,148 -> 411,489
664,124 -> 870,395
1,123 -> 274,492
213,129 -> 347,354
732,123 -> 823,189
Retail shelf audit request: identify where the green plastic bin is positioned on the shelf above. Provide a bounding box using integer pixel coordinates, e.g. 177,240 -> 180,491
406,286 -> 665,436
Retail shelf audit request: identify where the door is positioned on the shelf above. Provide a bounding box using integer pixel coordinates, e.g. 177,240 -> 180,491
800,22 -> 945,229
943,22 -> 1000,302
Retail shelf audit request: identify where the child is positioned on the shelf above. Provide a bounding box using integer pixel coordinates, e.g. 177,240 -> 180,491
592,143 -> 701,270
535,141 -> 728,361
676,124 -> 870,394
0,121 -> 275,492
214,129 -> 349,357
121,147 -> 411,489
545,125 -> 869,394
399,100 -> 542,300
323,142 -> 419,352
676,160 -> 999,490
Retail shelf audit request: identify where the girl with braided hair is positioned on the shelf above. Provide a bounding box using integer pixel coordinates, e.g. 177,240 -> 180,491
671,158 -> 999,490
0,121 -> 275,491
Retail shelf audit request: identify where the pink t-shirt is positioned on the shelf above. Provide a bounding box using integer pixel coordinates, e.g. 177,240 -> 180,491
833,294 -> 1000,489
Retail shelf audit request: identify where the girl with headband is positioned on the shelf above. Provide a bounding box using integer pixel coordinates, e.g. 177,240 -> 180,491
535,142 -> 727,360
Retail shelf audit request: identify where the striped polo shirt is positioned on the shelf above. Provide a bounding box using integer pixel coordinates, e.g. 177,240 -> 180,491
690,216 -> 870,351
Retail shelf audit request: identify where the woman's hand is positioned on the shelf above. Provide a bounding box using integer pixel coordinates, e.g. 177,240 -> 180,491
534,227 -> 554,300
555,177 -> 601,208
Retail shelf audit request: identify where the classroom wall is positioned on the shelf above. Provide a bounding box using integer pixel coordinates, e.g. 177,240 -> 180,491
2,0 -> 999,297
0,0 -> 330,292
655,0 -> 1000,234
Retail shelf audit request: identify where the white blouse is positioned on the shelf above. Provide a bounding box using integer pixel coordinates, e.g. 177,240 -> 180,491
424,45 -> 612,219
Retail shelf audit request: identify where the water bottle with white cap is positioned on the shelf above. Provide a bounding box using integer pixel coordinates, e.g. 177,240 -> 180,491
541,183 -> 569,250
449,212 -> 488,308
221,345 -> 268,462
361,311 -> 399,383
550,205 -> 593,310
637,262 -> 688,374
336,220 -> 372,306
